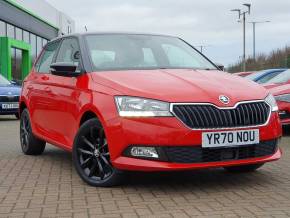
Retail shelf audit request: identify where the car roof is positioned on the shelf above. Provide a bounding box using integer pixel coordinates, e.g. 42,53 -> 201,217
263,68 -> 287,72
49,32 -> 178,43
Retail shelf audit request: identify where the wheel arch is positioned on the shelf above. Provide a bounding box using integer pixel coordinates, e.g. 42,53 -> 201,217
19,100 -> 28,115
79,110 -> 98,126
78,104 -> 107,128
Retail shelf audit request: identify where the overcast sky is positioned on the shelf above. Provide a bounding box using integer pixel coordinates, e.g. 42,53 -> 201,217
46,0 -> 290,67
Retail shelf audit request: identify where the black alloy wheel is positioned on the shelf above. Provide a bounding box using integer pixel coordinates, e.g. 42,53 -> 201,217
20,109 -> 46,155
73,118 -> 124,187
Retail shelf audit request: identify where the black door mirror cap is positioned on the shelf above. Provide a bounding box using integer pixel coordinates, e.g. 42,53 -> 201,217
215,63 -> 225,71
50,62 -> 82,77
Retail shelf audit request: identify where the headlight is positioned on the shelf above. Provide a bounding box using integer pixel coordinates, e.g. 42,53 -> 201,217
115,96 -> 172,117
265,94 -> 278,112
275,94 -> 290,103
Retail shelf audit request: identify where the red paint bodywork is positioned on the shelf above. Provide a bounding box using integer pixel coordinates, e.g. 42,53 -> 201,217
21,68 -> 282,171
264,83 -> 290,125
234,72 -> 254,77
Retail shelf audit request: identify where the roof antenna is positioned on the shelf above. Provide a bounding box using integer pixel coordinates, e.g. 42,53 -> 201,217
84,26 -> 88,32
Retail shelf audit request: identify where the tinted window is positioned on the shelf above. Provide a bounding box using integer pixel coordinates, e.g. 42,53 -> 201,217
55,38 -> 80,66
36,41 -> 59,73
85,34 -> 217,71
245,71 -> 265,81
256,71 -> 282,84
266,69 -> 290,84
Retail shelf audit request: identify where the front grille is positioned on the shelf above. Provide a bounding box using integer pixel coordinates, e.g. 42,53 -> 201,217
172,102 -> 270,129
0,96 -> 19,102
164,140 -> 277,163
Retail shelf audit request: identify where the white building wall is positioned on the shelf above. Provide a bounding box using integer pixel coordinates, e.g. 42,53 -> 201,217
13,0 -> 75,35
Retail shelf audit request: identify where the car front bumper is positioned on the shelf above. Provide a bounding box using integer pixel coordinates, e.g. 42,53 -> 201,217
113,148 -> 281,171
0,102 -> 19,115
277,101 -> 290,125
105,112 -> 282,171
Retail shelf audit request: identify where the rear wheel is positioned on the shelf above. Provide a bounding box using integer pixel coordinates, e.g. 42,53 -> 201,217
224,163 -> 264,173
20,109 -> 46,155
72,118 -> 124,187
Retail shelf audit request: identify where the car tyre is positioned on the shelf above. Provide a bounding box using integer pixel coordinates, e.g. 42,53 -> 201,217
224,163 -> 264,173
72,118 -> 124,187
15,113 -> 20,119
20,109 -> 46,155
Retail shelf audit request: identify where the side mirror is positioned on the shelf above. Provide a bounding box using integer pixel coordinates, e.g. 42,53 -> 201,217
11,79 -> 22,86
10,80 -> 17,85
215,63 -> 225,71
50,62 -> 82,77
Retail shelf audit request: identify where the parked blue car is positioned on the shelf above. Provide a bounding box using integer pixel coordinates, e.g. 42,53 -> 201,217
245,69 -> 287,84
0,75 -> 21,119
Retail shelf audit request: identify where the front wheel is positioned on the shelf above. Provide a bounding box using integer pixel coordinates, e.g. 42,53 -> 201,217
224,163 -> 264,173
72,118 -> 124,187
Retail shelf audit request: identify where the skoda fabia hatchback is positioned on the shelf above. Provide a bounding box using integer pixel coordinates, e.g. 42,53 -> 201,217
20,33 -> 282,187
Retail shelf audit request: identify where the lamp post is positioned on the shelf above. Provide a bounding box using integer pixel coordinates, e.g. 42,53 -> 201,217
194,45 -> 211,53
248,21 -> 270,60
231,3 -> 251,72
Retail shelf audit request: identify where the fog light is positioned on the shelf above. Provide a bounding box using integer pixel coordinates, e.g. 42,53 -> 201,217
279,111 -> 286,115
130,147 -> 159,158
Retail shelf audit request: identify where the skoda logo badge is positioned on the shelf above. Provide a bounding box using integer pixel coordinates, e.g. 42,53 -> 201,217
219,95 -> 230,105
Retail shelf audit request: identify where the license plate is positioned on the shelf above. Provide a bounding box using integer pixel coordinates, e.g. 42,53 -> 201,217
1,103 -> 19,109
202,129 -> 259,148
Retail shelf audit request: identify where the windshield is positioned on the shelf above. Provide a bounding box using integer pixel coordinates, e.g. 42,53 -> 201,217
265,69 -> 290,84
85,34 -> 217,71
0,75 -> 11,86
256,70 -> 284,84
245,71 -> 265,80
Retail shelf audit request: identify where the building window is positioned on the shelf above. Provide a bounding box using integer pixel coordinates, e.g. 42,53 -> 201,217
15,49 -> 22,80
0,20 -> 51,77
0,20 -> 6,36
30,33 -> 37,64
23,31 -> 29,43
36,36 -> 43,55
42,39 -> 48,47
7,24 -> 15,38
16,27 -> 22,41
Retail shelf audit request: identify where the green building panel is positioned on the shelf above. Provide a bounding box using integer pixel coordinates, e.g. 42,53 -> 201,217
0,37 -> 31,80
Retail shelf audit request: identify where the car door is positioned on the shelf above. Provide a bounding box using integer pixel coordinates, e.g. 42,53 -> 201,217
28,40 -> 61,140
43,37 -> 84,148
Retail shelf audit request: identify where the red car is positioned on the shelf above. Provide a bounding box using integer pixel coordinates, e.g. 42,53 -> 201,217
263,69 -> 290,125
20,33 -> 282,187
234,71 -> 255,77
